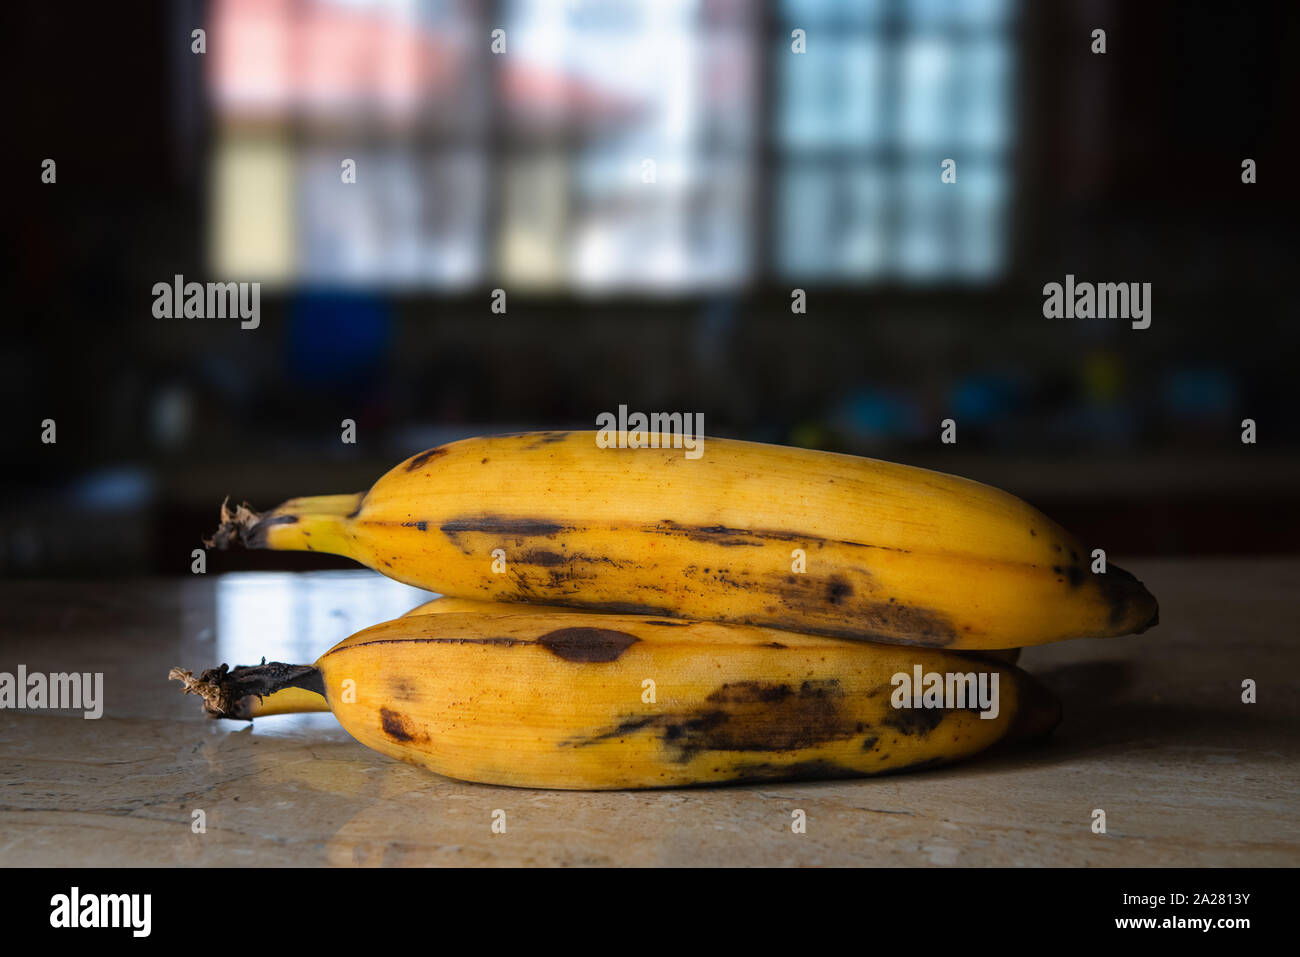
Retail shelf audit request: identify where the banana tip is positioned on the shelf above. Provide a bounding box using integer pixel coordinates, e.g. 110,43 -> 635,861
171,661 -> 322,721
169,665 -> 239,719
1098,562 -> 1160,637
203,497 -> 264,550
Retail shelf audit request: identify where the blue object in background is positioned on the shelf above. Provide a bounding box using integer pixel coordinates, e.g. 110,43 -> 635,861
285,291 -> 391,391
950,372 -> 1023,427
63,467 -> 154,511
1163,366 -> 1238,423
832,388 -> 926,441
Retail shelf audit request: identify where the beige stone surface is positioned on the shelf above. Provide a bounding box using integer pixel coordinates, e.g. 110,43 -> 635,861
1,559 -> 1296,866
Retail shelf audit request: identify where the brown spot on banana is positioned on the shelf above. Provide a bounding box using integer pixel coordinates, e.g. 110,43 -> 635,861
536,627 -> 639,663
520,549 -> 568,566
574,599 -> 680,617
756,569 -> 956,645
826,576 -> 853,604
1053,564 -> 1087,587
390,677 -> 419,701
380,707 -> 427,743
653,522 -> 765,547
758,605 -> 958,647
517,550 -> 628,570
404,447 -> 448,471
646,519 -> 911,553
880,706 -> 949,736
567,678 -> 862,760
440,516 -> 567,543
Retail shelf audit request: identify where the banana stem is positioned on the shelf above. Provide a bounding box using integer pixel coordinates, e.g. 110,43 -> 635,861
170,661 -> 326,720
205,493 -> 363,554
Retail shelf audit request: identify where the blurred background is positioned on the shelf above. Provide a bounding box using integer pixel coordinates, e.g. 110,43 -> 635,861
5,0 -> 1299,577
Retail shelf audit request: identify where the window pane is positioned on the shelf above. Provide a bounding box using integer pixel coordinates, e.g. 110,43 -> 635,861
297,147 -> 485,288
781,0 -> 883,28
956,37 -> 1013,150
899,36 -> 957,151
898,159 -> 951,279
954,0 -> 1015,29
211,133 -> 295,281
499,152 -> 569,290
902,0 -> 1013,29
778,38 -> 886,150
777,163 -> 889,279
903,0 -> 961,29
954,158 -> 1008,279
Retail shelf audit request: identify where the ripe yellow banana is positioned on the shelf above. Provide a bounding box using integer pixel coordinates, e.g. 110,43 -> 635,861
172,610 -> 1061,789
208,431 -> 1157,650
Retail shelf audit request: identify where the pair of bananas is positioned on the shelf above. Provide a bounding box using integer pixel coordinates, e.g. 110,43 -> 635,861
173,431 -> 1158,789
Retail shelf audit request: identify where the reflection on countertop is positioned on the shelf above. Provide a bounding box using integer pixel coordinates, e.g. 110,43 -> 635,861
214,571 -> 434,679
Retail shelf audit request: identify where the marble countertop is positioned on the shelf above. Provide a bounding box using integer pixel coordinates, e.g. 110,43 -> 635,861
1,559 -> 1296,866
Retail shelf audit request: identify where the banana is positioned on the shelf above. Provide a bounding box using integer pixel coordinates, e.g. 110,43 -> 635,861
207,431 -> 1157,650
172,610 -> 1060,789
406,595 -> 1024,663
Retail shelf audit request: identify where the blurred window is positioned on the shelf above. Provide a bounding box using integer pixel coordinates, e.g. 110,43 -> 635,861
208,0 -> 1013,290
497,0 -> 756,291
209,0 -> 490,288
775,0 -> 1016,282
